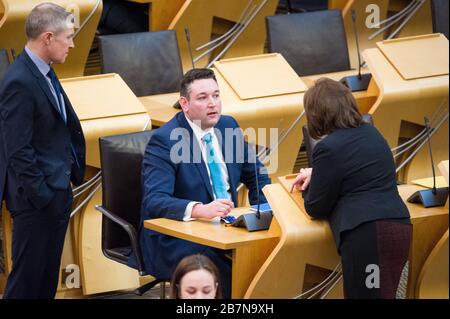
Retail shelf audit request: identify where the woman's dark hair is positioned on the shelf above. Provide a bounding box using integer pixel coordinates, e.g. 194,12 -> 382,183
303,78 -> 362,139
170,254 -> 222,299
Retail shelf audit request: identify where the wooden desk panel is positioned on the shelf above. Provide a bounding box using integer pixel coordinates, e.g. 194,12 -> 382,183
144,208 -> 279,298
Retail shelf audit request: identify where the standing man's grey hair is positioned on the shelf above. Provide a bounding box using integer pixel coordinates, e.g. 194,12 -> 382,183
25,2 -> 74,40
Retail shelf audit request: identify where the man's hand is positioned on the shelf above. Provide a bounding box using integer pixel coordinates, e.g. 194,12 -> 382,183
191,199 -> 235,219
290,168 -> 313,193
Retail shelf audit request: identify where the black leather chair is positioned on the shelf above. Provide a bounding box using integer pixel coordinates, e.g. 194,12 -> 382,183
0,49 -> 11,83
98,30 -> 183,97
266,10 -> 351,76
431,0 -> 449,39
303,114 -> 373,166
95,130 -> 168,297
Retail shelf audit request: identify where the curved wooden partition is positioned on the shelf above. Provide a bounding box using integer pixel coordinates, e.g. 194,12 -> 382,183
245,182 -> 342,298
363,35 -> 449,183
416,230 -> 449,298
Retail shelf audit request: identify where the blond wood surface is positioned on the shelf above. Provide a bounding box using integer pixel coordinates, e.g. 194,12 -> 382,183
61,73 -> 150,168
332,0 -> 433,70
144,208 -> 277,250
277,174 -> 313,220
438,160 -> 449,185
331,0 -> 389,70
416,230 -> 449,299
0,0 -> 102,78
411,176 -> 448,189
214,53 -> 307,100
245,183 -> 341,298
144,207 -> 279,298
377,34 -> 449,80
398,184 -> 449,298
169,0 -> 279,71
139,93 -> 180,127
1,207 -> 12,276
61,74 -> 148,121
363,46 -> 449,183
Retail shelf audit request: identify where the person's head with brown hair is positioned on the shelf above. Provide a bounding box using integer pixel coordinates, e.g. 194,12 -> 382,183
170,254 -> 222,299
303,78 -> 363,139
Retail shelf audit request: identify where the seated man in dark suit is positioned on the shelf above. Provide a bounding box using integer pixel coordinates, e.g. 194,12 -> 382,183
138,68 -> 271,298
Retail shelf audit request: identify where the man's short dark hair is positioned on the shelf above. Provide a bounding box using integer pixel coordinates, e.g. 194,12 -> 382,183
179,68 -> 217,100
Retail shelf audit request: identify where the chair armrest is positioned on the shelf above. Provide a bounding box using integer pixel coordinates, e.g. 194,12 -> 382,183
95,204 -> 146,275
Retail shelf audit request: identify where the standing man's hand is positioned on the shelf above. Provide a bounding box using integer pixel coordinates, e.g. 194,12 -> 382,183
191,199 -> 234,219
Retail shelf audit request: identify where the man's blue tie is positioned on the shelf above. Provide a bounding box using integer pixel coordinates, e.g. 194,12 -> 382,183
47,68 -> 79,168
47,68 -> 66,122
203,133 -> 229,199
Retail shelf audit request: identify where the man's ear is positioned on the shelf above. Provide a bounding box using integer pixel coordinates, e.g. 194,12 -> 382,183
41,32 -> 53,45
179,96 -> 189,113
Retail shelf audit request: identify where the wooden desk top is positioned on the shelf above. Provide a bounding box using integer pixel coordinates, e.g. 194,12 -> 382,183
144,208 -> 278,250
278,174 -> 448,221
139,92 -> 180,127
363,48 -> 449,96
398,184 -> 448,219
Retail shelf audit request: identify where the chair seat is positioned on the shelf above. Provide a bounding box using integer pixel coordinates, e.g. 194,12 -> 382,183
104,247 -> 133,266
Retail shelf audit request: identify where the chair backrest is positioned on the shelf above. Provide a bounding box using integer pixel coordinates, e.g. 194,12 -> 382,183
0,48 -> 10,83
98,30 -> 183,97
99,130 -> 154,263
266,10 -> 350,76
302,114 -> 373,166
431,0 -> 449,39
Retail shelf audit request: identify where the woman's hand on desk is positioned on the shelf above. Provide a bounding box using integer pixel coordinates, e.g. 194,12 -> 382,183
290,168 -> 313,193
191,199 -> 235,219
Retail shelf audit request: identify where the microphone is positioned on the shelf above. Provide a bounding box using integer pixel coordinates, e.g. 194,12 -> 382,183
185,27 -> 196,70
340,9 -> 372,92
232,144 -> 272,232
407,116 -> 448,207
173,27 -> 196,110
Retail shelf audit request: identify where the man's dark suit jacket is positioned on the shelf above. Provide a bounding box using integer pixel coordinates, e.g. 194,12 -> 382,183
304,123 -> 410,249
138,112 -> 271,279
0,51 -> 86,212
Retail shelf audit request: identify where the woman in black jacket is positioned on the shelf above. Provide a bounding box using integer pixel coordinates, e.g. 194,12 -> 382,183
291,78 -> 411,299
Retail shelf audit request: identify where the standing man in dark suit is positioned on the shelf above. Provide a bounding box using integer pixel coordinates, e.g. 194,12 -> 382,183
139,68 -> 271,298
0,3 -> 86,299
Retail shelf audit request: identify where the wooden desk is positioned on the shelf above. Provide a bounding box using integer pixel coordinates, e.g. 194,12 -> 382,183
144,208 -> 279,298
143,182 -> 448,299
398,184 -> 449,298
363,43 -> 449,183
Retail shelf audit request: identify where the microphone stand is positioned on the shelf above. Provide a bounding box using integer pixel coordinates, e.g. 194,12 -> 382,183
407,116 -> 448,207
232,144 -> 272,232
340,9 -> 372,92
173,27 -> 196,109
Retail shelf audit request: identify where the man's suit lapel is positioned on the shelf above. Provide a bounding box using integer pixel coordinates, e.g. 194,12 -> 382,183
20,51 -> 64,120
177,113 -> 214,200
